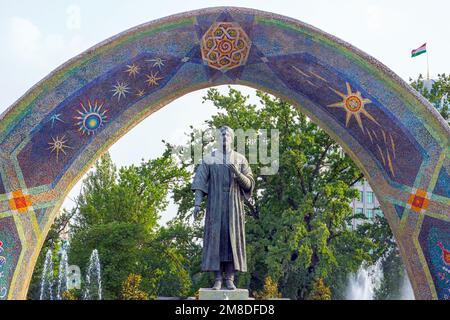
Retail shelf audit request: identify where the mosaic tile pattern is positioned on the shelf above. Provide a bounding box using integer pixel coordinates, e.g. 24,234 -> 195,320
419,216 -> 450,300
0,217 -> 22,300
201,21 -> 251,70
0,7 -> 448,299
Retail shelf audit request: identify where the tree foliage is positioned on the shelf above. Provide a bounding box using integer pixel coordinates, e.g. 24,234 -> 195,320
72,151 -> 188,232
28,87 -> 409,300
61,289 -> 79,300
121,274 -> 149,300
308,278 -> 331,300
171,88 -> 386,299
29,150 -> 195,300
369,215 -> 408,300
410,73 -> 450,124
253,276 -> 282,300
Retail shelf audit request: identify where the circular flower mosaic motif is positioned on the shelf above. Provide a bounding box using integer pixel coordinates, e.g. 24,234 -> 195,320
201,22 -> 251,71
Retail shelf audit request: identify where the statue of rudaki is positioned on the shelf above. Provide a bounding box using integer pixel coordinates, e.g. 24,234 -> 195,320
192,126 -> 254,290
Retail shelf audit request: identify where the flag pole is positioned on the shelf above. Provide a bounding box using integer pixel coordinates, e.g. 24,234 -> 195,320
426,51 -> 430,80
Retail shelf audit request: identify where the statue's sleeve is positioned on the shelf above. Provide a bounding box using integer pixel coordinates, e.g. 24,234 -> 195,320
191,161 -> 209,194
240,158 -> 255,201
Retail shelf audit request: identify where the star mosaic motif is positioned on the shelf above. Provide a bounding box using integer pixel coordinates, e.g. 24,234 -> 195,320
145,71 -> 163,86
48,135 -> 73,161
111,81 -> 130,101
146,57 -> 165,69
136,89 -> 145,97
49,113 -> 64,128
328,82 -> 379,133
125,64 -> 140,77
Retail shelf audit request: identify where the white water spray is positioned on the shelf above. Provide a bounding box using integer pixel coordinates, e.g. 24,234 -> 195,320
399,273 -> 414,300
39,249 -> 54,300
56,243 -> 69,300
346,261 -> 383,300
83,249 -> 102,300
346,260 -> 415,300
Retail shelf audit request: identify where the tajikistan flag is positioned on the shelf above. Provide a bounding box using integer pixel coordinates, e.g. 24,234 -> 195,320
411,43 -> 427,57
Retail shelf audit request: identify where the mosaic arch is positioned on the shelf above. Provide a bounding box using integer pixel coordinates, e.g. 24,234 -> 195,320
0,7 -> 448,300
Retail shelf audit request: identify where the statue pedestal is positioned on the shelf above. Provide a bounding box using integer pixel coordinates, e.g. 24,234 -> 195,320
199,288 -> 250,300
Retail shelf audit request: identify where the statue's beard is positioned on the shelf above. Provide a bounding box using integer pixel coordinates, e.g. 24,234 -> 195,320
221,140 -> 232,153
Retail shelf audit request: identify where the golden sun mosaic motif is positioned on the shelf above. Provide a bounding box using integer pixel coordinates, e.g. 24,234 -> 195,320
328,82 -> 379,132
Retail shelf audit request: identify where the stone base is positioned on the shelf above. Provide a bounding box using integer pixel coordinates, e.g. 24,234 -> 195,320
199,288 -> 250,300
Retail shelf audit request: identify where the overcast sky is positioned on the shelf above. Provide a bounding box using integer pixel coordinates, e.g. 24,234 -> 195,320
0,0 -> 448,222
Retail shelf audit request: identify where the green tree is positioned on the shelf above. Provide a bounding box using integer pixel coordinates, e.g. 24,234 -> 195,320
410,73 -> 450,124
68,151 -> 192,299
366,215 -> 409,300
121,274 -> 149,300
62,289 -> 79,300
28,86 -> 409,300
253,276 -> 282,300
308,278 -> 331,300
29,150 -> 196,300
69,222 -> 147,299
171,88 -> 383,299
27,210 -> 74,299
72,151 -> 188,232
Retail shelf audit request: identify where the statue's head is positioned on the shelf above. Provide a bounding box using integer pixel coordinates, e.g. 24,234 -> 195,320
219,126 -> 234,152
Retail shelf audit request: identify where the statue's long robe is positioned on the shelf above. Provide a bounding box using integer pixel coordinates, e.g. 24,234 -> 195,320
191,150 -> 254,272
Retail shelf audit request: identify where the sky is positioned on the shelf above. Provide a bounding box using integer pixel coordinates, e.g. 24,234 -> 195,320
0,0 -> 448,223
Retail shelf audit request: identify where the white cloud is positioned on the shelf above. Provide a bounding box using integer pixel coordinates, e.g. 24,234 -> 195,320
43,33 -> 65,52
66,5 -> 81,30
8,15 -> 86,70
366,5 -> 384,32
9,17 -> 41,61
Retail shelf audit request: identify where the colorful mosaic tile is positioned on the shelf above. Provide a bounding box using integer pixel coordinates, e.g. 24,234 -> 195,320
419,216 -> 450,300
394,204 -> 405,220
407,188 -> 431,214
201,22 -> 251,71
8,190 -> 33,214
433,163 -> 450,198
0,7 -> 448,300
0,217 -> 22,300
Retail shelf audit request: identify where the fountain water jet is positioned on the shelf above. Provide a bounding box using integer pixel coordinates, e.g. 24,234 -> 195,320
83,249 -> 102,300
345,261 -> 383,300
56,243 -> 69,300
39,249 -> 54,300
399,273 -> 415,300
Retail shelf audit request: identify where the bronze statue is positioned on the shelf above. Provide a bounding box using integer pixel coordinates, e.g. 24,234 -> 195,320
192,126 -> 254,290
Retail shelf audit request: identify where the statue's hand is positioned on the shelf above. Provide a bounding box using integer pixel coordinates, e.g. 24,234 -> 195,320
193,205 -> 201,220
226,163 -> 240,175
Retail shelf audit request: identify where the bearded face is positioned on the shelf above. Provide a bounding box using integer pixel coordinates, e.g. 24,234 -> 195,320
220,127 -> 234,153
